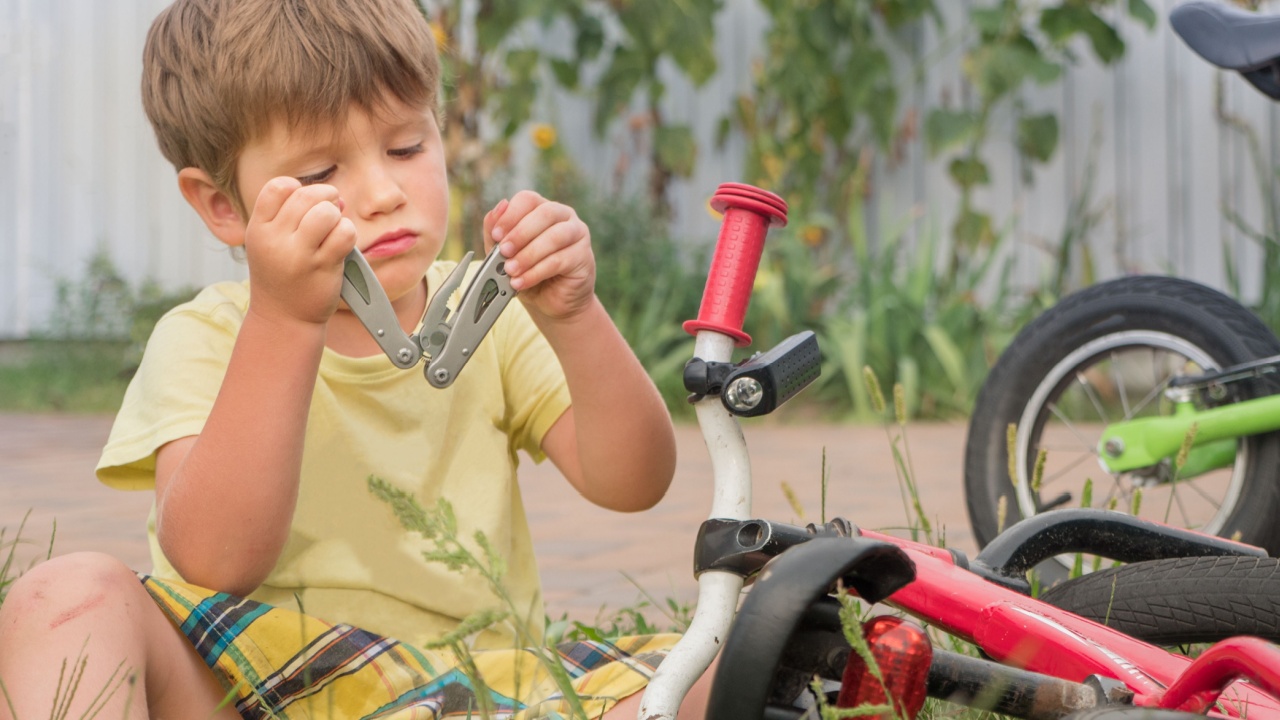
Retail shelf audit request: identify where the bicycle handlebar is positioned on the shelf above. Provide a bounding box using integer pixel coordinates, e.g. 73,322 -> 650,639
639,182 -> 787,720
682,183 -> 788,346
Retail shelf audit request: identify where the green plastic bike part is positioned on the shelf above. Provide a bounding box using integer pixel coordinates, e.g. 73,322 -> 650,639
1173,438 -> 1238,480
1098,393 -> 1280,473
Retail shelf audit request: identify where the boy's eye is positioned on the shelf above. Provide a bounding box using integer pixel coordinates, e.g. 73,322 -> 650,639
297,166 -> 336,186
389,143 -> 424,158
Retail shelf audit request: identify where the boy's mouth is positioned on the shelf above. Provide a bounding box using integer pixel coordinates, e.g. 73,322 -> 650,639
363,229 -> 418,258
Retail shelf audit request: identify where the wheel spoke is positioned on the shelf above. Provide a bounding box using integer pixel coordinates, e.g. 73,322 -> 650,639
1040,451 -> 1097,488
1109,473 -> 1133,512
1183,478 -> 1224,510
1101,482 -> 1120,509
1041,443 -> 1097,453
1128,373 -> 1171,418
1112,352 -> 1133,419
1076,371 -> 1111,424
1046,402 -> 1099,450
1173,486 -> 1195,528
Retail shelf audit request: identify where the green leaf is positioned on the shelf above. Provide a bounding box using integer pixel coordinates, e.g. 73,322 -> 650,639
924,109 -> 981,155
573,13 -> 605,59
594,47 -> 648,135
923,324 -> 969,399
953,208 -> 995,249
970,7 -> 1008,37
1081,14 -> 1126,64
549,58 -> 578,89
654,124 -> 697,177
970,44 -> 1061,100
1040,6 -> 1126,64
1017,113 -> 1059,163
1128,0 -> 1158,30
948,157 -> 990,188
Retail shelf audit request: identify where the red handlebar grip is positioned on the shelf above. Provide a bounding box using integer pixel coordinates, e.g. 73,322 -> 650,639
683,184 -> 787,346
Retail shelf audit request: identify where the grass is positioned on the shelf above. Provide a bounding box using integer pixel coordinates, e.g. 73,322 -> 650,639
0,342 -> 132,414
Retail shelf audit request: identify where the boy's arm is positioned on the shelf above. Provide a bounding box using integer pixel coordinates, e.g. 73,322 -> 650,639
154,177 -> 355,596
485,193 -> 677,512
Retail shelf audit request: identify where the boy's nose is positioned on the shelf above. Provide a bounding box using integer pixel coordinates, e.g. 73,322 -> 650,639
354,165 -> 406,218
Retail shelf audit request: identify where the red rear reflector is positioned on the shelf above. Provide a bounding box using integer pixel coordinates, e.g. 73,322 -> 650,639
836,615 -> 933,719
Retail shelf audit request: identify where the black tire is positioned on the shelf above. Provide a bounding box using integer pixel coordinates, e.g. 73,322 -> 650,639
1061,709 -> 1206,720
1041,556 -> 1280,645
964,275 -> 1280,580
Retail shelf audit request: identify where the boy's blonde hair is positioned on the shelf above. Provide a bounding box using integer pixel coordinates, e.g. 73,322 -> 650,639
142,0 -> 440,217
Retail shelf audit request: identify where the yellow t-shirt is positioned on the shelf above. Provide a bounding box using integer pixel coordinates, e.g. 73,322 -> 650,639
96,260 -> 571,649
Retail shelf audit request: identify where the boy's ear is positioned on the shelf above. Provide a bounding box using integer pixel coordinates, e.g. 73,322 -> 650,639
178,168 -> 247,248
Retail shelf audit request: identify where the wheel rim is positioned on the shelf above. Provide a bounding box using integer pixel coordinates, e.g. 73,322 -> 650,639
1014,330 -> 1248,568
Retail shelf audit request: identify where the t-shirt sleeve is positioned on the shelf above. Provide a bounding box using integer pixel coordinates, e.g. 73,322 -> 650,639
95,303 -> 240,490
497,301 -> 571,462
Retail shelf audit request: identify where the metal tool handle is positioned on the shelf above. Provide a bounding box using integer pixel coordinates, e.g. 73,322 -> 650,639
340,249 -> 421,369
425,247 -> 517,388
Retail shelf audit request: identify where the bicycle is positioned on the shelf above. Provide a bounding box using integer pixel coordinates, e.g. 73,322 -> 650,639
638,180 -> 1280,720
964,0 -> 1280,582
345,178 -> 1280,718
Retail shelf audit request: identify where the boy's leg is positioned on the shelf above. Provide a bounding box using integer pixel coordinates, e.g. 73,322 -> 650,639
0,552 -> 238,720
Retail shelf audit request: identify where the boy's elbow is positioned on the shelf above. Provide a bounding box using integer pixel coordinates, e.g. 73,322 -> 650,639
159,533 -> 272,597
172,557 -> 269,598
613,456 -> 676,513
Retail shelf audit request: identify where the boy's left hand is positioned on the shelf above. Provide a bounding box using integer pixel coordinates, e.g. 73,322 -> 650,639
483,191 -> 595,320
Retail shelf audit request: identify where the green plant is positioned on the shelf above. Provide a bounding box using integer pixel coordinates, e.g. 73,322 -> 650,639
925,0 -> 1156,280
0,250 -> 196,413
730,0 -> 940,228
369,476 -> 592,719
421,0 -> 723,249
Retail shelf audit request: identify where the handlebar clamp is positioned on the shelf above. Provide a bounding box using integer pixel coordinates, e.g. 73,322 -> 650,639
683,331 -> 821,417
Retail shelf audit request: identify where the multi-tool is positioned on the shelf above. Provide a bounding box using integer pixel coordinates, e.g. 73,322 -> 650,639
339,246 -> 516,388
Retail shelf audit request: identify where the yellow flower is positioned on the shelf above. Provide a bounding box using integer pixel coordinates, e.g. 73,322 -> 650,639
800,224 -> 825,247
531,124 -> 557,150
429,21 -> 448,51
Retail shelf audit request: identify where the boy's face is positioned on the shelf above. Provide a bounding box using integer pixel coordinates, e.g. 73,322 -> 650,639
235,96 -> 448,307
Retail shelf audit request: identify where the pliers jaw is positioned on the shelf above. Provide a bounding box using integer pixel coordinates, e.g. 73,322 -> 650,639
338,246 -> 517,386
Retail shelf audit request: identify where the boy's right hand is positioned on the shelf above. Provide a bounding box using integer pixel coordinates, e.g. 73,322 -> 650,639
243,177 -> 357,326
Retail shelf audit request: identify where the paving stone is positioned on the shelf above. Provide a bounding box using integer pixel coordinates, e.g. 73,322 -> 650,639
0,413 -> 973,622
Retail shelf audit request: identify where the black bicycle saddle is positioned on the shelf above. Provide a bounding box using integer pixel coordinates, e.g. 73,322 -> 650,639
1171,1 -> 1280,70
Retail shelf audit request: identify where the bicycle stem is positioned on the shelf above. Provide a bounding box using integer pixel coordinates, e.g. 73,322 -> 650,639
638,184 -> 787,720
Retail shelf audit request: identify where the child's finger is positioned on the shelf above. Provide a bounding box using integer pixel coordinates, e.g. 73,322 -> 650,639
490,190 -> 545,247
482,198 -> 510,253
251,176 -> 304,224
497,201 -> 572,257
275,183 -> 341,232
296,198 -> 345,249
319,217 -> 358,263
504,220 -> 593,289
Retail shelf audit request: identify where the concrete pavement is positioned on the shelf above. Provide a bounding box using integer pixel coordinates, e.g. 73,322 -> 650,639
0,413 -> 975,623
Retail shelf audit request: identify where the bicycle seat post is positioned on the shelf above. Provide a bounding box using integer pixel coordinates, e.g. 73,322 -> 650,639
639,184 -> 787,720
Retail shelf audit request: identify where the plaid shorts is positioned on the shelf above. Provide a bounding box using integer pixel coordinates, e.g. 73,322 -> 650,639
142,576 -> 679,719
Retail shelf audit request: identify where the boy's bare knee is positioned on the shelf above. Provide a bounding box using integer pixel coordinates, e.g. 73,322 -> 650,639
0,552 -> 143,632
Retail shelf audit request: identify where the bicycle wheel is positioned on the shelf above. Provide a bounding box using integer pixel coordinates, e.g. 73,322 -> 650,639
1040,556 -> 1280,645
964,276 -> 1280,580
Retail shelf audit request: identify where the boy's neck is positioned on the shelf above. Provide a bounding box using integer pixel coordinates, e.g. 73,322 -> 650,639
325,277 -> 429,359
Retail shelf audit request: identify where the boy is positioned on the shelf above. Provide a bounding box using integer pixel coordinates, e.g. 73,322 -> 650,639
0,0 -> 704,717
